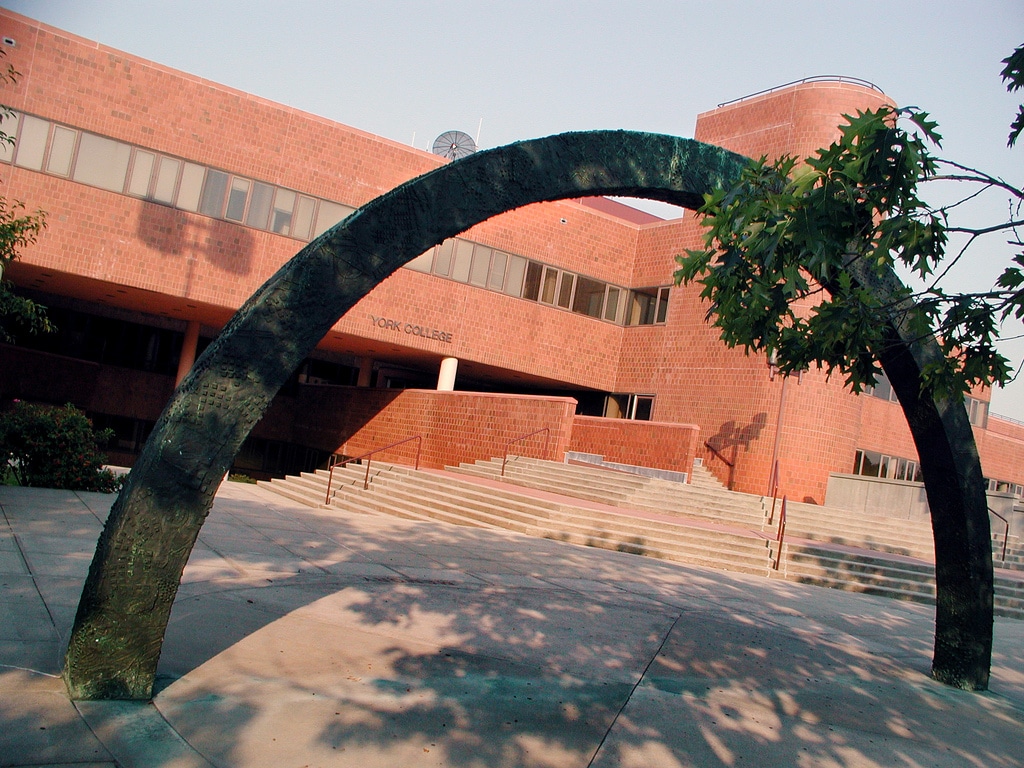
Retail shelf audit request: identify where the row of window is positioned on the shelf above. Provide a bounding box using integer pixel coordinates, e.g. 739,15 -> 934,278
407,238 -> 670,325
2,109 -> 671,326
852,449 -> 923,483
1,110 -> 358,241
986,478 -> 1024,499
865,372 -> 989,428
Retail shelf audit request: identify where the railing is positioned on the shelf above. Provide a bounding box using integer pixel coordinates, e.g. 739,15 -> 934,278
990,507 -> 1010,563
501,428 -> 551,477
773,496 -> 788,571
324,435 -> 423,504
718,75 -> 883,107
766,459 -> 781,525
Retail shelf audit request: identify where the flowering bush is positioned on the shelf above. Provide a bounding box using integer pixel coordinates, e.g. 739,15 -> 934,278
0,401 -> 122,492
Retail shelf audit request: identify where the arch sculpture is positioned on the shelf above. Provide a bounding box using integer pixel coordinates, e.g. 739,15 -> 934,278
61,130 -> 992,699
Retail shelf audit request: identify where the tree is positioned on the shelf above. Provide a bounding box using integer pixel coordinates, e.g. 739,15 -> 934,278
0,50 -> 51,342
675,56 -> 1023,691
0,401 -> 121,492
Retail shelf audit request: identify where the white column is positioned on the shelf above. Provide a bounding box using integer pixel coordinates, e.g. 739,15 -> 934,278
175,320 -> 201,386
437,356 -> 458,391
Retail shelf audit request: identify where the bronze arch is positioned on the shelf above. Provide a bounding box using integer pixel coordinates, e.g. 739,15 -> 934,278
62,130 -> 992,699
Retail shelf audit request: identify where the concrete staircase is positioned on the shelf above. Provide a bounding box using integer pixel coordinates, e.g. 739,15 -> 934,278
261,461 -> 778,577
258,457 -> 1024,619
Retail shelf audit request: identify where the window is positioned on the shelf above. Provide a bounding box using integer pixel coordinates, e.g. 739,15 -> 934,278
199,169 -> 229,217
556,272 -> 575,309
522,261 -> 543,301
433,239 -> 455,277
504,255 -> 527,296
0,111 -> 18,162
451,239 -> 475,283
852,449 -> 921,481
224,176 -> 250,221
468,244 -> 490,287
313,200 -> 354,237
127,150 -> 156,197
73,133 -> 131,192
572,276 -> 606,319
271,188 -> 295,234
246,181 -> 274,228
487,251 -> 508,291
404,247 -> 434,273
966,396 -> 988,428
626,286 -> 670,325
176,162 -> 205,211
604,394 -> 654,420
292,195 -> 316,240
46,125 -> 77,177
13,113 -> 48,170
153,157 -> 181,204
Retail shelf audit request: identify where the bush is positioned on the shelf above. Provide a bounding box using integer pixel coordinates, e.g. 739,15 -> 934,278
0,401 -> 123,492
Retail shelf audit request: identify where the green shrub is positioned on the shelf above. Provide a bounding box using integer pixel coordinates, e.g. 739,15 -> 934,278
0,401 -> 123,492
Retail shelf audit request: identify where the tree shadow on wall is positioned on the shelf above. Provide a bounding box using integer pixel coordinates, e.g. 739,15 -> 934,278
135,204 -> 255,277
145,491 -> 1024,768
704,413 -> 767,489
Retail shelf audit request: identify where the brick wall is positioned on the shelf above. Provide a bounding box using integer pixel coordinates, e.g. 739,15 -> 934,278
569,416 -> 698,477
256,386 -> 576,470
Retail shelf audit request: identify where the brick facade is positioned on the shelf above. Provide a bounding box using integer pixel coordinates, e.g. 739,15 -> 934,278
1,9 -> 1021,504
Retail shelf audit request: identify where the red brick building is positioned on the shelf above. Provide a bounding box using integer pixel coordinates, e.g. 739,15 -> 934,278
1,10 -> 1021,507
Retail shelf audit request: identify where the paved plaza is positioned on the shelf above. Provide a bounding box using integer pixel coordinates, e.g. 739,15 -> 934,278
2,481 -> 1022,767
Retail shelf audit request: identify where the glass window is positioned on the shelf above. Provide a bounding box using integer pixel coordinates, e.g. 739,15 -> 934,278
271,188 -> 295,234
176,162 -> 205,211
293,195 -> 316,239
488,251 -> 508,291
0,111 -> 19,162
604,286 -> 621,323
246,181 -> 274,228
451,239 -> 475,282
540,267 -> 558,304
966,397 -> 988,428
504,255 -> 527,297
557,273 -> 575,308
433,239 -> 455,277
627,287 -> 663,325
126,150 -> 155,197
13,113 -> 48,170
631,395 -> 654,421
46,125 -> 77,177
224,177 -> 250,221
199,169 -> 229,217
522,261 -> 543,300
656,287 -> 670,323
404,247 -> 434,273
313,200 -> 354,237
468,245 -> 490,286
153,157 -> 180,204
72,132 -> 131,192
572,276 -> 606,318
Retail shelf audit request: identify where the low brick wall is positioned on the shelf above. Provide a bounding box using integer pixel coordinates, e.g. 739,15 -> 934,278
569,416 -> 699,479
270,386 -> 577,470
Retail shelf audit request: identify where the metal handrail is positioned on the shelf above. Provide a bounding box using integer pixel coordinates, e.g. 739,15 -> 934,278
718,75 -> 883,107
501,427 -> 551,477
703,441 -> 734,468
989,507 -> 1010,563
773,496 -> 788,571
766,459 -> 781,524
324,435 -> 422,504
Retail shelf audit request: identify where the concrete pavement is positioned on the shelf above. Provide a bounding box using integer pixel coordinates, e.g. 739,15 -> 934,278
2,481 -> 1022,767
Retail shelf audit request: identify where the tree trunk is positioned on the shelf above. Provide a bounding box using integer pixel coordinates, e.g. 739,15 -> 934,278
847,261 -> 994,690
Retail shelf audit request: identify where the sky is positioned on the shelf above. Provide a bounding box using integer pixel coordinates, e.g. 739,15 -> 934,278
4,0 -> 1024,419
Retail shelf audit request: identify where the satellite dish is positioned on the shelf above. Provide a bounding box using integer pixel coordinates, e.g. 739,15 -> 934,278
432,130 -> 477,160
